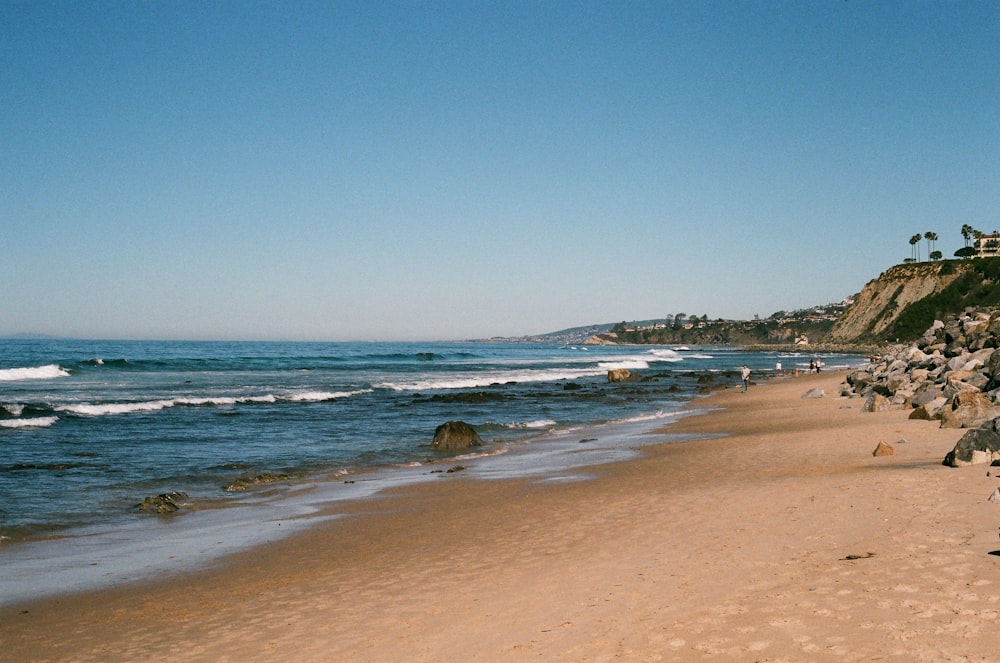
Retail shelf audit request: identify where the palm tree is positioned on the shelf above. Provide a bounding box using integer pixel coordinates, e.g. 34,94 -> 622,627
961,224 -> 975,248
909,234 -> 922,261
924,231 -> 938,257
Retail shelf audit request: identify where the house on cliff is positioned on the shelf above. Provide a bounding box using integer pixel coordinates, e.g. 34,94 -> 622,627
973,233 -> 1000,258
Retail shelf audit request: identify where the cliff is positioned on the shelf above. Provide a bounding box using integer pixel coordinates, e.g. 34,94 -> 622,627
831,258 -> 1000,344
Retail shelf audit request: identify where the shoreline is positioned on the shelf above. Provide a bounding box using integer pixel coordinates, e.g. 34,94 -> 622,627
5,370 -> 1000,661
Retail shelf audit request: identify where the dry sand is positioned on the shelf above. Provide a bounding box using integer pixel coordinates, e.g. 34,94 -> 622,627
3,370 -> 1000,662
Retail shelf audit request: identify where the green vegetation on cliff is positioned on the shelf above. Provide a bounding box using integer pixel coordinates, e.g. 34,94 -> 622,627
882,258 -> 1000,341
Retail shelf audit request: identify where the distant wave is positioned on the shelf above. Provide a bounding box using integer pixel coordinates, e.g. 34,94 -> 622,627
0,365 -> 70,381
598,359 -> 650,370
364,351 -> 480,362
648,349 -> 684,362
2,404 -> 24,417
55,389 -> 372,417
79,358 -> 131,368
0,417 -> 59,429
287,389 -> 373,402
378,367 -> 602,391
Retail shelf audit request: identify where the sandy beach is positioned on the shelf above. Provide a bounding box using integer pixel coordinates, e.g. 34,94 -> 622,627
4,369 -> 1000,662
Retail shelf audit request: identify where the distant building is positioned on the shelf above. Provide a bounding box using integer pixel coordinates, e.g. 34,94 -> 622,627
974,233 -> 1000,258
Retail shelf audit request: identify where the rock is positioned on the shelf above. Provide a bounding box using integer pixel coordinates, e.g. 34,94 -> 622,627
912,385 -> 945,407
137,491 -> 188,514
431,421 -> 483,451
943,427 -> 1000,466
909,397 -> 948,420
988,487 -> 1000,503
872,441 -> 894,457
224,472 -> 294,492
986,350 -> 1000,389
939,391 -> 995,429
801,388 -> 825,399
607,368 -> 634,383
863,393 -> 892,412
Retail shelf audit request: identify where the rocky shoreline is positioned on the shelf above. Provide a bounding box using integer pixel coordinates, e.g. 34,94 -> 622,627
841,307 -> 1000,466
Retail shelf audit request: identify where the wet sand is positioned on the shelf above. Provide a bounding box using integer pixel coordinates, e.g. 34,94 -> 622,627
4,370 -> 1000,661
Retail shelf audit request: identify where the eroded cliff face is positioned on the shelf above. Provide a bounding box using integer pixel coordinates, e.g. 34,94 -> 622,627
830,262 -> 967,343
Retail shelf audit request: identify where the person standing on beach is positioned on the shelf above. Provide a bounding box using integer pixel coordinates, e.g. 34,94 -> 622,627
741,365 -> 751,392
775,360 -> 783,376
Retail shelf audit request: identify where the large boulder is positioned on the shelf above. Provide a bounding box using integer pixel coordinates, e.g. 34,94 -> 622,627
607,368 -> 636,383
909,396 -> 948,420
863,393 -> 892,413
939,391 -> 996,429
986,350 -> 1000,389
943,426 -> 1000,466
431,421 -> 483,451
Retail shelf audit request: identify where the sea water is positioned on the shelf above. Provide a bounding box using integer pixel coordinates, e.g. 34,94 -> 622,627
0,339 -> 863,602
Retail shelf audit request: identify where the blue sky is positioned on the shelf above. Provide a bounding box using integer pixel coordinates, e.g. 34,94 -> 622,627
2,1 -> 998,341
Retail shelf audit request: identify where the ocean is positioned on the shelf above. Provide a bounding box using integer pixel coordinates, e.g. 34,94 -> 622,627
0,338 -> 864,602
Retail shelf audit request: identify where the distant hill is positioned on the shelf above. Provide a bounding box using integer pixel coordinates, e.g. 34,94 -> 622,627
482,323 -> 616,345
486,258 -> 1000,348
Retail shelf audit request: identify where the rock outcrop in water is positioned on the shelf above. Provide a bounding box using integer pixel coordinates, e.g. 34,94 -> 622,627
840,307 -> 1000,466
431,421 -> 483,451
136,491 -> 189,514
607,368 -> 635,383
224,472 -> 295,492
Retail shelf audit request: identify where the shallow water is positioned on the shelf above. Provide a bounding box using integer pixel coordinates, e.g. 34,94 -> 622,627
0,339 -> 862,603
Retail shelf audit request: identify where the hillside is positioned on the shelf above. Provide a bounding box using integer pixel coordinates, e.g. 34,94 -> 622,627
831,258 -> 1000,344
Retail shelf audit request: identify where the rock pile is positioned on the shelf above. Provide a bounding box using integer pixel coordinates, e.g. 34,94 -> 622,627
841,308 -> 1000,467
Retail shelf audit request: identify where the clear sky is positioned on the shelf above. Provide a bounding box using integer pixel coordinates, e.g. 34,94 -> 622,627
2,1 -> 998,341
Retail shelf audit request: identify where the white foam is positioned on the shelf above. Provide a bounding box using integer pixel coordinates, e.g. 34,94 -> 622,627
58,401 -> 174,416
505,419 -> 557,429
287,389 -> 372,402
2,404 -> 24,417
598,359 -> 650,370
0,364 -> 70,381
0,416 -> 59,429
649,349 -> 683,361
50,389 -> 376,417
610,409 -> 683,425
379,367 -> 600,391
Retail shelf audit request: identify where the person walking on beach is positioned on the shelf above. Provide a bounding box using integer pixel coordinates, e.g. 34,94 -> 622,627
741,364 -> 751,393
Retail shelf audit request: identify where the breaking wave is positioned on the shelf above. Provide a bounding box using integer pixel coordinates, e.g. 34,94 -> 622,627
0,417 -> 59,429
379,368 -> 601,391
0,365 -> 70,381
55,389 -> 373,417
598,359 -> 650,370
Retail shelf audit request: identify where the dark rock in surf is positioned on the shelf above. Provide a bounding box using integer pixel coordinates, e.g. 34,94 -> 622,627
416,391 -> 506,404
224,472 -> 294,492
137,491 -> 189,514
431,421 -> 483,451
